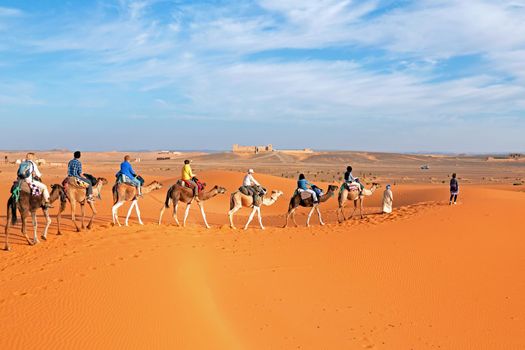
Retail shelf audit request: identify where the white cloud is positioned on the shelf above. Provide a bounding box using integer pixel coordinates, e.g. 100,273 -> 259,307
1,0 -> 524,135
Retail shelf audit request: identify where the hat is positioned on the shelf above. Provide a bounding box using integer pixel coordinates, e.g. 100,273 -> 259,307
248,169 -> 254,174
386,184 -> 391,189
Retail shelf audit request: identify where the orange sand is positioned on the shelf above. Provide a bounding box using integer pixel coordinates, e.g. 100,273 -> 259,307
1,169 -> 524,349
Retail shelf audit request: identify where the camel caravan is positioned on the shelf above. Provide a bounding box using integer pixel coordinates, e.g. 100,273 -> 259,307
4,153 -> 383,250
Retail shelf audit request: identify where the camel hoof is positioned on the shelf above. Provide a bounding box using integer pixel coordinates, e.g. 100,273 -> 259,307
230,226 -> 237,230
261,227 -> 265,230
320,223 -> 325,226
57,232 -> 62,236
139,222 -> 144,226
41,235 -> 47,241
206,226 -> 211,229
4,245 -> 10,251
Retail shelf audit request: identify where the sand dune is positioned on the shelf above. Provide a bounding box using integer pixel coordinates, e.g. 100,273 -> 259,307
1,160 -> 524,349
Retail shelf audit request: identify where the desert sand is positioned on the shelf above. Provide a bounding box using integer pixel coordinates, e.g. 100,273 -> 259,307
1,151 -> 524,349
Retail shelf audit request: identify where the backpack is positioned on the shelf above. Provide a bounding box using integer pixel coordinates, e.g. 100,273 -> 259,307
17,161 -> 33,180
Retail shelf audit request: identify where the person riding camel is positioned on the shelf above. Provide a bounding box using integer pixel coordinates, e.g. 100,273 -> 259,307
67,151 -> 94,202
344,165 -> 364,191
181,159 -> 200,202
242,169 -> 265,204
116,155 -> 142,196
17,152 -> 52,209
297,173 -> 318,204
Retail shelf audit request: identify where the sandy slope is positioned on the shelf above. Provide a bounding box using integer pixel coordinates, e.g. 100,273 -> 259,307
1,170 -> 524,349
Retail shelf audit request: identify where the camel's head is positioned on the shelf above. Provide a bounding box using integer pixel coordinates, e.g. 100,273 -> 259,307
50,184 -> 67,202
213,185 -> 227,194
327,185 -> 339,193
97,177 -> 109,185
270,190 -> 284,199
149,180 -> 163,190
372,182 -> 380,188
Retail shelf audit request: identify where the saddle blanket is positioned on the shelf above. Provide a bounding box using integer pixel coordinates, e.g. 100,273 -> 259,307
346,182 -> 361,191
178,179 -> 205,193
65,176 -> 90,189
13,181 -> 42,197
298,189 -> 312,200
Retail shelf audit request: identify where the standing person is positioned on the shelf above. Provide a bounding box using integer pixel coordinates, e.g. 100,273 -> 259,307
17,152 -> 52,208
297,173 -> 318,204
68,151 -> 94,202
449,173 -> 459,205
117,155 -> 142,196
181,159 -> 199,201
382,184 -> 393,214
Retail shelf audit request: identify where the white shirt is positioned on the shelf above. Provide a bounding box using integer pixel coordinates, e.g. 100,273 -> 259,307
243,173 -> 260,187
26,160 -> 42,180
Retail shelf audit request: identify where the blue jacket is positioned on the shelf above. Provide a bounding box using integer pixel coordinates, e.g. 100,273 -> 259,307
118,161 -> 136,179
297,179 -> 311,190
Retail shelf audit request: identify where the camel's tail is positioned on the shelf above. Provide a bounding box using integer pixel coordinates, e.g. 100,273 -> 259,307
112,184 -> 118,205
229,193 -> 235,211
8,197 -> 17,225
164,185 -> 174,208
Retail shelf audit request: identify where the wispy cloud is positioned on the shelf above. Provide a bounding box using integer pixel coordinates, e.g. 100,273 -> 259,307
0,0 -> 524,151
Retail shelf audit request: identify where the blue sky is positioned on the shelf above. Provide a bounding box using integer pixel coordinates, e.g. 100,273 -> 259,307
0,0 -> 524,152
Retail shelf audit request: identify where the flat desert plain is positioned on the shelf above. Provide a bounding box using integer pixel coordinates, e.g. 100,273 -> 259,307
0,150 -> 524,349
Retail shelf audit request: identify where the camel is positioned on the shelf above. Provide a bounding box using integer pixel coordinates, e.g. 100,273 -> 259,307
5,183 -> 65,251
158,182 -> 227,229
56,176 -> 108,234
228,189 -> 284,230
284,185 -> 339,228
111,181 -> 163,226
336,182 -> 380,221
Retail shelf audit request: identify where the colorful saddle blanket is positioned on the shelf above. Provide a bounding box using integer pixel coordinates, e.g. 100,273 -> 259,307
177,179 -> 205,193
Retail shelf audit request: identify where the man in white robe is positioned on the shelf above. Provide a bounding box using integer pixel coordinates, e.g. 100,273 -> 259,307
382,184 -> 393,214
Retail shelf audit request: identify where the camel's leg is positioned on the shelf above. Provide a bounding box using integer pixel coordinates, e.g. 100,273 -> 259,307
244,207 -> 257,230
199,203 -> 210,229
87,201 -> 96,230
135,201 -> 144,225
41,209 -> 51,241
183,203 -> 191,227
228,204 -> 242,229
5,203 -> 11,251
350,200 -> 358,219
284,208 -> 294,228
359,198 -> 364,219
57,202 -> 64,235
291,208 -> 299,227
80,203 -> 86,230
173,202 -> 180,227
159,205 -> 166,225
337,197 -> 347,222
21,211 -> 31,244
256,206 -> 264,230
125,200 -> 136,226
316,206 -> 325,226
112,201 -> 125,227
306,206 -> 316,227
71,200 -> 80,232
31,211 -> 39,245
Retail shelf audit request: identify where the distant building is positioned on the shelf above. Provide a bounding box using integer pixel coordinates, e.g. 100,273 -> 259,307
232,144 -> 314,154
233,144 -> 273,154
